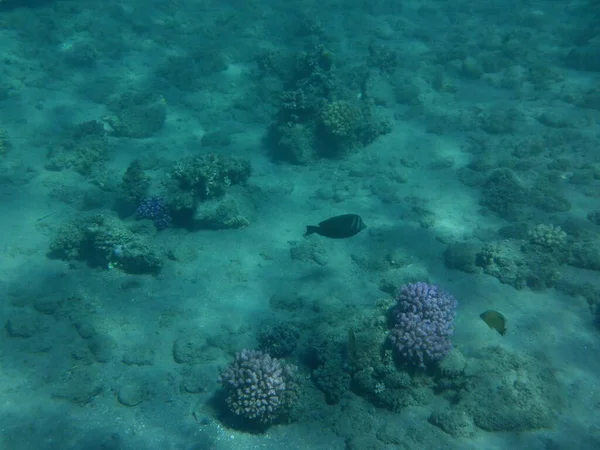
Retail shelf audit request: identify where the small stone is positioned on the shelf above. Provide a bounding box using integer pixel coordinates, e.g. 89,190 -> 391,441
117,383 -> 147,407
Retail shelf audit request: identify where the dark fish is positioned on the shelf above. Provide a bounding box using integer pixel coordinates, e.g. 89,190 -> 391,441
480,310 -> 507,336
305,214 -> 366,239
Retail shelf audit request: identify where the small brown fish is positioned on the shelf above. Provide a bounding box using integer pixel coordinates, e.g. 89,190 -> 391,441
480,310 -> 507,336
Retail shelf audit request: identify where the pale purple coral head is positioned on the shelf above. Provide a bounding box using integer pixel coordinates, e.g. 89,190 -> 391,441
219,349 -> 297,424
389,282 -> 457,368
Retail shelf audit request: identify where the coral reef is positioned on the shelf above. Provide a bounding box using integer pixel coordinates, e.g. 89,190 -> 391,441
220,349 -> 298,424
528,224 -> 567,249
319,100 -> 360,139
45,120 -> 108,175
169,153 -> 251,202
427,346 -> 563,436
257,322 -> 300,358
332,301 -> 442,413
312,361 -> 351,405
480,168 -> 526,219
368,44 -> 398,74
477,241 -> 527,289
317,99 -> 391,154
587,210 -> 600,226
120,160 -> 150,204
477,235 -> 567,290
304,328 -> 354,405
389,283 -> 457,368
49,213 -> 162,274
443,242 -> 480,273
568,240 -> 600,271
270,122 -> 316,164
459,347 -> 563,432
266,45 -> 391,162
166,153 -> 251,227
191,194 -> 251,230
136,197 -> 172,230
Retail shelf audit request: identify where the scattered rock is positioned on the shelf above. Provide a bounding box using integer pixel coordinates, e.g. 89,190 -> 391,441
118,383 -> 149,407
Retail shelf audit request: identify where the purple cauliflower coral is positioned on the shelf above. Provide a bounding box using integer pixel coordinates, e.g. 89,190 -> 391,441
136,196 -> 172,230
389,282 -> 457,368
220,349 -> 298,424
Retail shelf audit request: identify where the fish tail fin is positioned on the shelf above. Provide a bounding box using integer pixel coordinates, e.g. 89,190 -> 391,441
305,225 -> 319,236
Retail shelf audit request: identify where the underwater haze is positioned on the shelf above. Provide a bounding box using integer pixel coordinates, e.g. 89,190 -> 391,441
0,0 -> 599,449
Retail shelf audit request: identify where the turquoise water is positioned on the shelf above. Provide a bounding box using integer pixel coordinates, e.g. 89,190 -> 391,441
0,0 -> 599,449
